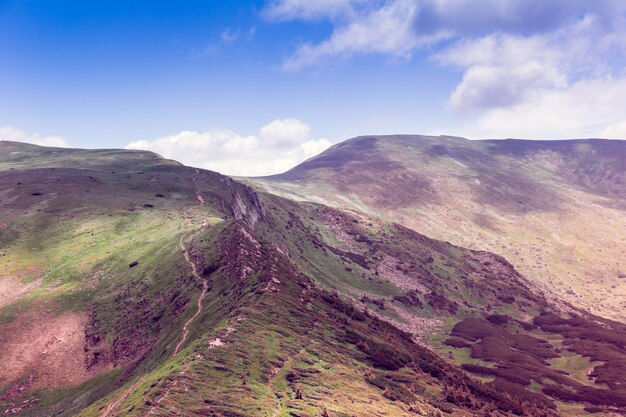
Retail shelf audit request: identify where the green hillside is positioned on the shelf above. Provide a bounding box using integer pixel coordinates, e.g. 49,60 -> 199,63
1,141 -> 625,417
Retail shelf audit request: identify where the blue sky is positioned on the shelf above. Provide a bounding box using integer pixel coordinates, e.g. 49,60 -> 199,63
2,0 -> 626,175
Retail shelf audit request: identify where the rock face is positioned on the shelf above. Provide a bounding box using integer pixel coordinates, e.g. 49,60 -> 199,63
230,190 -> 264,228
1,140 -> 626,417
254,135 -> 626,322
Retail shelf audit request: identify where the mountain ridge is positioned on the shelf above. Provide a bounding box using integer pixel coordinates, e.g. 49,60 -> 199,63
1,140 -> 625,416
253,134 -> 626,322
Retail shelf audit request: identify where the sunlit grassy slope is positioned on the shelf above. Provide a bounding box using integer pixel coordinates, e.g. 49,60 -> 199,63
1,140 -> 625,417
253,135 -> 626,322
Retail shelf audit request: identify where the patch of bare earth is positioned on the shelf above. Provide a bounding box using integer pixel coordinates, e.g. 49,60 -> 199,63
0,270 -> 44,309
316,207 -> 365,252
369,305 -> 443,348
376,254 -> 429,293
0,309 -> 111,397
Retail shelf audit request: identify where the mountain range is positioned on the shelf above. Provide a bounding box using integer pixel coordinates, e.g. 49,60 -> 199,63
1,138 -> 625,417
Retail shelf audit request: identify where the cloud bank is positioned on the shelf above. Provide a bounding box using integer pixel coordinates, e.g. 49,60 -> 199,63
264,0 -> 626,139
265,0 -> 626,71
125,119 -> 332,176
0,126 -> 70,147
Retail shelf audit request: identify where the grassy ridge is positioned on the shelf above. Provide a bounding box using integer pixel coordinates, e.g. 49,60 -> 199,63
1,141 -> 625,416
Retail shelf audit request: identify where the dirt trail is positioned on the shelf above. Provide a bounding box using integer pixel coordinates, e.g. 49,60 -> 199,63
146,321 -> 242,416
145,373 -> 183,416
142,169 -> 212,415
172,236 -> 209,356
172,168 -> 210,356
99,169 -> 209,416
182,169 -> 208,227
99,376 -> 146,417
191,169 -> 205,206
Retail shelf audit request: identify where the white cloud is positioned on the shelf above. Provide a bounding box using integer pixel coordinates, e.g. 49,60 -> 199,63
259,118 -> 310,145
267,0 -> 626,71
221,28 -> 241,43
265,1 -> 626,140
281,0 -> 446,71
263,0 -> 358,21
429,12 -> 626,139
125,119 -> 332,176
435,15 -> 626,112
436,32 -> 568,111
0,126 -> 70,148
448,77 -> 626,139
601,119 -> 626,139
448,62 -> 566,112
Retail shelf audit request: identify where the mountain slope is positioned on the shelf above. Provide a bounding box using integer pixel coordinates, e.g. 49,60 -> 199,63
1,141 -> 625,416
252,135 -> 626,322
0,141 -> 528,417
